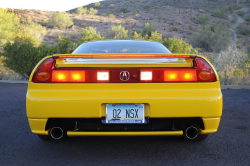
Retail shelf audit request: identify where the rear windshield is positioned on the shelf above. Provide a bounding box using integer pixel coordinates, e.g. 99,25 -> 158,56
73,40 -> 171,54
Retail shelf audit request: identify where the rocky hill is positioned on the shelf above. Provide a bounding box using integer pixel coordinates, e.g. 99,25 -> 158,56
8,0 -> 249,51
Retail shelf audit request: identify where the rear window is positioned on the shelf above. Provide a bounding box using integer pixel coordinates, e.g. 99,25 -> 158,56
73,40 -> 171,54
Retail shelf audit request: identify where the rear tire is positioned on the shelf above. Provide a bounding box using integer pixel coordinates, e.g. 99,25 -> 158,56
38,134 -> 53,140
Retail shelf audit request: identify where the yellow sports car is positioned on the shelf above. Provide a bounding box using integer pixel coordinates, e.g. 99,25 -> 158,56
26,40 -> 223,141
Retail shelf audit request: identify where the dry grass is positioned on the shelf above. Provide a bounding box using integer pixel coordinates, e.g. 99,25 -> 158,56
207,45 -> 250,85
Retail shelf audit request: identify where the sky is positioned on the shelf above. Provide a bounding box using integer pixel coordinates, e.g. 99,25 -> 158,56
1,0 -> 103,11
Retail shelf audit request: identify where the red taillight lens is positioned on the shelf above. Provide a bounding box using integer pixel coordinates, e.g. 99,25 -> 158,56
140,69 -> 197,82
194,57 -> 216,82
52,71 -> 86,82
33,58 -> 55,83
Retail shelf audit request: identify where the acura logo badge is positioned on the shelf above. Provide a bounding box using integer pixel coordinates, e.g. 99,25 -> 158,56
120,71 -> 130,81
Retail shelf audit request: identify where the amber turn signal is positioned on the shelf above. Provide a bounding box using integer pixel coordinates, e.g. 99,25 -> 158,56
37,71 -> 50,81
199,71 -> 211,80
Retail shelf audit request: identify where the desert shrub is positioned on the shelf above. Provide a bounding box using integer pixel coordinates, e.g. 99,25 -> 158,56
169,26 -> 178,31
144,3 -> 152,10
211,46 -> 250,85
245,16 -> 250,21
236,24 -> 250,35
108,14 -> 116,19
106,11 -> 112,15
237,10 -> 245,17
81,23 -> 89,28
49,11 -> 73,29
109,4 -> 115,8
195,13 -> 210,24
107,24 -> 128,39
94,2 -> 101,8
142,22 -> 157,36
88,8 -> 98,15
2,35 -> 75,79
55,35 -> 74,54
77,27 -> 105,45
0,8 -> 20,50
1,34 -> 58,79
189,24 -> 230,52
131,32 -> 144,40
162,37 -> 193,54
19,17 -> 46,43
148,31 -> 162,42
76,7 -> 87,15
135,13 -> 141,18
120,7 -> 129,13
212,4 -> 233,19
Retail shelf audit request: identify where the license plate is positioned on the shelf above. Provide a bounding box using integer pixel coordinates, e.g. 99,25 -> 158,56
106,104 -> 145,123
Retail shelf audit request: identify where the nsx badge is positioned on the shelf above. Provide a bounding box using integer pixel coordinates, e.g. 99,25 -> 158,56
120,71 -> 130,81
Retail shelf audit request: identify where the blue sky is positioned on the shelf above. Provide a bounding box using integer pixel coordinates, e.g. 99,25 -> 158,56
1,0 -> 103,11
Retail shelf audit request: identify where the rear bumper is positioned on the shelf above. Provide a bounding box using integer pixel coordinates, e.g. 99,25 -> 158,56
27,81 -> 222,136
28,117 -> 221,136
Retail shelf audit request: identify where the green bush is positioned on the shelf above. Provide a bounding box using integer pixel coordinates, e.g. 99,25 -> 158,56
236,24 -> 250,35
142,22 -> 157,36
144,3 -> 152,10
189,24 -> 230,52
88,8 -> 98,15
49,11 -> 73,29
109,4 -> 115,8
94,2 -> 101,8
212,4 -> 233,19
120,7 -> 129,13
107,25 -> 128,39
162,37 -> 193,54
76,7 -> 87,15
244,16 -> 250,21
2,35 -> 74,79
77,27 -> 105,45
19,17 -> 46,43
148,31 -> 162,42
0,8 -> 20,50
108,14 -> 116,19
131,32 -> 144,40
237,10 -> 245,17
195,14 -> 210,24
169,26 -> 178,32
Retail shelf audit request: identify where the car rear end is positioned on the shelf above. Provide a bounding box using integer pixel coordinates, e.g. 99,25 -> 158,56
26,53 -> 222,141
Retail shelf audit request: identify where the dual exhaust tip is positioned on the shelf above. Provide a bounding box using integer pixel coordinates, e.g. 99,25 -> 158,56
184,126 -> 199,140
50,126 -> 199,140
50,127 -> 65,140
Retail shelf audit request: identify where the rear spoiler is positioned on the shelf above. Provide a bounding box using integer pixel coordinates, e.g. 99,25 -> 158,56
52,53 -> 199,68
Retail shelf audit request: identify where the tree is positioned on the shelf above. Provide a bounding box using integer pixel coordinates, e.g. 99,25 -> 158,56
76,7 -> 87,15
49,12 -> 73,29
107,25 -> 128,39
162,37 -> 192,54
77,27 -> 105,45
142,22 -> 157,36
0,8 -> 20,50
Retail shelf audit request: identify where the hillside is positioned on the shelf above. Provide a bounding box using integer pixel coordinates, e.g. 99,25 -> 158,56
0,0 -> 250,84
8,0 -> 249,48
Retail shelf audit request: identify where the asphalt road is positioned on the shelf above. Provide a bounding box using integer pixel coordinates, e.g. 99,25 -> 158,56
0,83 -> 250,165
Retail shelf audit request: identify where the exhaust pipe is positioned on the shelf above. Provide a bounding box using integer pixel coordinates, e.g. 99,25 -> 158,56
184,126 -> 198,140
50,127 -> 65,140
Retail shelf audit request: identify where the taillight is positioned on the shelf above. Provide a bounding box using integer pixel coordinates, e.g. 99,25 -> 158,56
33,58 -> 55,83
140,69 -> 197,82
194,57 -> 216,82
51,70 -> 109,83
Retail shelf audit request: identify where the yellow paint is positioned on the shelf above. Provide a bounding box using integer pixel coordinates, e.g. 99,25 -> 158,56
67,131 -> 183,136
27,54 -> 222,137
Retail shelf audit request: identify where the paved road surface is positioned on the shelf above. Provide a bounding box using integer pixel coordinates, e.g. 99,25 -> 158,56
0,83 -> 250,165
